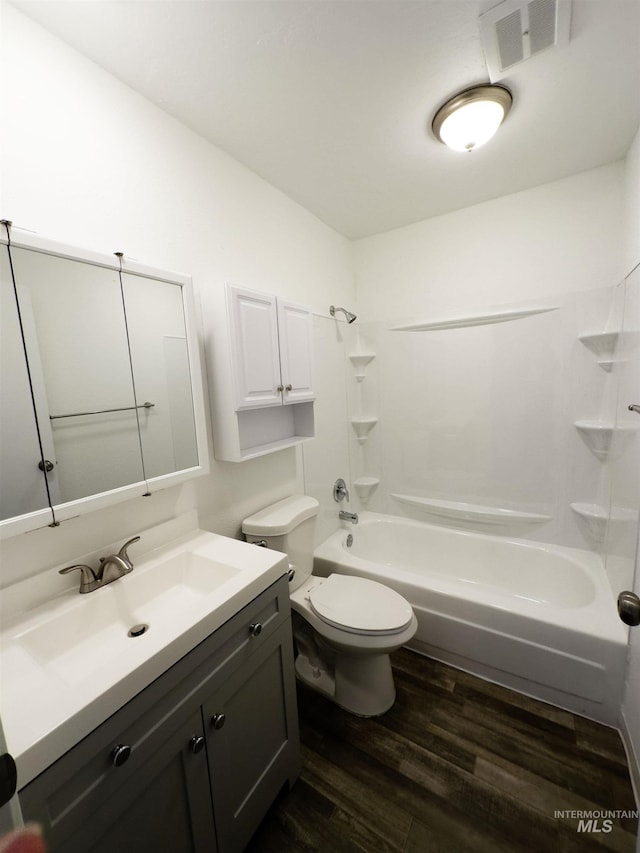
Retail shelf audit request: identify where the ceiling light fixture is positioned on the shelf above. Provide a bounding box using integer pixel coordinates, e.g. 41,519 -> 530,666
432,84 -> 513,153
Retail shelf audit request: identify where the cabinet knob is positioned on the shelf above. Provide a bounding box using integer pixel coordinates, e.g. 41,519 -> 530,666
190,735 -> 205,754
211,713 -> 226,730
111,744 -> 132,767
276,385 -> 284,393
249,622 -> 262,637
285,384 -> 293,392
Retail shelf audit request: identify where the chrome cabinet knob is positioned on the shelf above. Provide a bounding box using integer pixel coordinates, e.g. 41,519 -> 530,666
211,713 -> 226,730
190,735 -> 205,754
276,384 -> 284,393
249,622 -> 262,637
285,384 -> 293,392
111,744 -> 132,767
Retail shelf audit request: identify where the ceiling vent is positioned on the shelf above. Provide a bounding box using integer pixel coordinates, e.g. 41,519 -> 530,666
479,0 -> 571,81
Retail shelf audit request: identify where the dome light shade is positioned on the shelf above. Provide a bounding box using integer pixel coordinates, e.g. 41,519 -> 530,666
432,85 -> 512,152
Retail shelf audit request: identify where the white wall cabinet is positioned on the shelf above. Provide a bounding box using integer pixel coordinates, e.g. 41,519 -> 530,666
229,286 -> 314,410
210,285 -> 315,462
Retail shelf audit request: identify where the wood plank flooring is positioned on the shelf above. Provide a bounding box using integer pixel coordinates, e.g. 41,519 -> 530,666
247,648 -> 638,852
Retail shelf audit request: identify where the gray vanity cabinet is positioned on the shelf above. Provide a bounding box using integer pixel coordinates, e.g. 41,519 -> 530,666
204,629 -> 296,853
19,576 -> 299,853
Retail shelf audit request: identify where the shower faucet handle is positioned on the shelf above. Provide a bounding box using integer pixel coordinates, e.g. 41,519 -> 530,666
333,478 -> 349,503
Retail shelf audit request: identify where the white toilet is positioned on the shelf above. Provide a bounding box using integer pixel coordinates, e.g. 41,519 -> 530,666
242,495 -> 418,716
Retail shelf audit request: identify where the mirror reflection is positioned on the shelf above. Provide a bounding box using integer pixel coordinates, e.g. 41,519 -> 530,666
0,250 -> 53,522
0,236 -> 204,534
121,272 -> 198,479
11,248 -> 146,509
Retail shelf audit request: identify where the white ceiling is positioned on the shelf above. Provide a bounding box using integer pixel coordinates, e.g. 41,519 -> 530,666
12,0 -> 640,239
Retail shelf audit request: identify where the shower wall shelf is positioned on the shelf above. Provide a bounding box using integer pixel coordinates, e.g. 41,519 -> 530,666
388,305 -> 559,332
574,420 -> 638,459
354,477 -> 380,503
391,494 -> 552,527
350,417 -> 378,443
570,502 -> 638,541
578,332 -> 619,358
578,332 -> 621,372
348,352 -> 376,382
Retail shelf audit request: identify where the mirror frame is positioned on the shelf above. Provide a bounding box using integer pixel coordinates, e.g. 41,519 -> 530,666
0,227 -> 210,539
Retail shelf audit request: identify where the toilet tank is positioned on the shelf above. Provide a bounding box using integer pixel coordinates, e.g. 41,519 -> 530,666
242,495 -> 319,591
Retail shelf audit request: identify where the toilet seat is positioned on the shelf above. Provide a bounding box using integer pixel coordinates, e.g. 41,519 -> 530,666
308,574 -> 414,636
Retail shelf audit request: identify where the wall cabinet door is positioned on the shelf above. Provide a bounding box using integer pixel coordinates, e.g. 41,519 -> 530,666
204,630 -> 299,853
277,298 -> 315,405
228,285 -> 314,411
229,287 -> 283,410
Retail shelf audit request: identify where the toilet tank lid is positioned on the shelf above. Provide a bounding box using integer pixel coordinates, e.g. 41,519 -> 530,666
242,495 -> 320,536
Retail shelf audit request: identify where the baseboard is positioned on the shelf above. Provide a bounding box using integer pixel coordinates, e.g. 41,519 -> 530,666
619,709 -> 640,811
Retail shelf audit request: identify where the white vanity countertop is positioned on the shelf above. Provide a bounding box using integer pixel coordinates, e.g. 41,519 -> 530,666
0,514 -> 289,788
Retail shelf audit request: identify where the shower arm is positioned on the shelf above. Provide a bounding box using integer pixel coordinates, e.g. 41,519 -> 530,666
329,305 -> 357,324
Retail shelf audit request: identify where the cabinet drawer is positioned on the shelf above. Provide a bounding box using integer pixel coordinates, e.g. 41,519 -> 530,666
174,573 -> 291,699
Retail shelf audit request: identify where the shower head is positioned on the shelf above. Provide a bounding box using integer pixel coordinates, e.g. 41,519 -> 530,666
329,305 -> 357,324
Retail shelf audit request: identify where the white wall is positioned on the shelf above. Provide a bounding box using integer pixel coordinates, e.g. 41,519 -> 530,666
0,3 -> 354,587
354,162 -> 624,320
619,125 -> 640,803
350,164 -> 626,550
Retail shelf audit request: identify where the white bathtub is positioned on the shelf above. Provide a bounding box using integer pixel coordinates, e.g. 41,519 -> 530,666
313,512 -> 628,724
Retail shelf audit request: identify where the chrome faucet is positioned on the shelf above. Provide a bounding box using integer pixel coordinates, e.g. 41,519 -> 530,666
339,510 -> 358,524
98,537 -> 140,583
59,536 -> 140,594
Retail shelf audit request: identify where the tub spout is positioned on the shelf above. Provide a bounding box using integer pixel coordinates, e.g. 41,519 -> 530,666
339,510 -> 358,524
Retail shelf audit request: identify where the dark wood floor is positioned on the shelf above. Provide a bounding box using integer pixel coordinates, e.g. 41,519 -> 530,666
247,648 -> 638,852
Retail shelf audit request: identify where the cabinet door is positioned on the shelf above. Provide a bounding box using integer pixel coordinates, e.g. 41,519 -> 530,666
203,627 -> 300,853
228,286 -> 282,410
276,299 -> 315,404
20,708 -> 217,853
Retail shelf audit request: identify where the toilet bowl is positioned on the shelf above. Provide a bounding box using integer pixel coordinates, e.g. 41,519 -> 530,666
242,495 -> 417,716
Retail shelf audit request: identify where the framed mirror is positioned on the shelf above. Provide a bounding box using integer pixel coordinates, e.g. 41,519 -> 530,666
0,227 -> 209,538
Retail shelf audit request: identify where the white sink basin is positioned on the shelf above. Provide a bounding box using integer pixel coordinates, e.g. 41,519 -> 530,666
17,549 -> 243,686
1,517 -> 289,787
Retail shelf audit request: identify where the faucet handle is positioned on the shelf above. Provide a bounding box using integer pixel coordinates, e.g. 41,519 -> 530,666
118,536 -> 140,566
59,564 -> 98,594
333,478 -> 349,503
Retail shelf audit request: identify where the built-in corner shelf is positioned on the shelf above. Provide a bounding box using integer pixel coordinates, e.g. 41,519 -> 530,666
348,353 -> 375,382
388,305 -> 559,332
354,477 -> 380,503
578,332 -> 621,372
570,502 -> 638,541
574,420 -> 638,459
350,417 -> 378,443
391,494 -> 552,528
